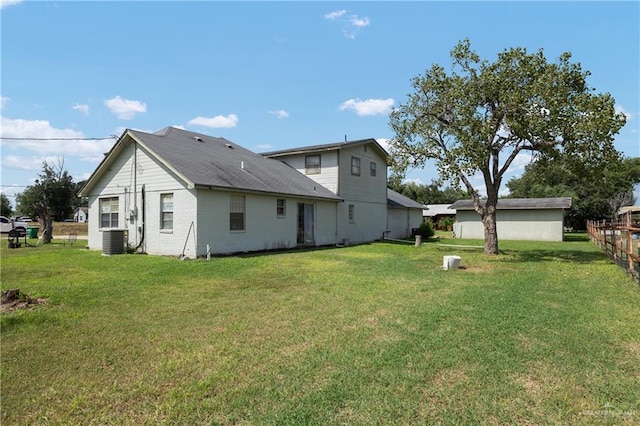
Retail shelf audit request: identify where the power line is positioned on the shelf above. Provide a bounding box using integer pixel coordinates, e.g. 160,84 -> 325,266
0,136 -> 117,141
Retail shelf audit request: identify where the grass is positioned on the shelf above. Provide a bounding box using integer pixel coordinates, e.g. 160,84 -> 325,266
1,235 -> 639,424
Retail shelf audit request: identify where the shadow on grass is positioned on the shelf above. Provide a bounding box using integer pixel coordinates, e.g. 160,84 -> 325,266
500,248 -> 607,264
563,233 -> 590,242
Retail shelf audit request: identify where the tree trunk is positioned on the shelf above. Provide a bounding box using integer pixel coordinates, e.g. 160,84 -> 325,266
482,210 -> 498,255
42,216 -> 53,244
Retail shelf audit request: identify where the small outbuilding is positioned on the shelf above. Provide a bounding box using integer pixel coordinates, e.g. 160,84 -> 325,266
449,197 -> 572,241
423,204 -> 457,229
386,189 -> 425,239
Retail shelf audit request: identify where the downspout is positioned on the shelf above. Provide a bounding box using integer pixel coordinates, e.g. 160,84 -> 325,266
133,140 -> 137,246
135,184 -> 145,252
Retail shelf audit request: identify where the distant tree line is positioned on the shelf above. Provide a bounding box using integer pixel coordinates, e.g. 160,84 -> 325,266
506,156 -> 640,230
388,178 -> 469,205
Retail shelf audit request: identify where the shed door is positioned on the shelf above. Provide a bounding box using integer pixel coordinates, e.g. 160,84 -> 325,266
297,203 -> 315,245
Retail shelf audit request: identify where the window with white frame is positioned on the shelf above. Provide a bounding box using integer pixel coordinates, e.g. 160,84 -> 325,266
370,161 -> 377,177
351,156 -> 361,176
160,193 -> 173,231
305,155 -> 321,175
277,199 -> 286,217
348,204 -> 355,223
100,197 -> 119,229
230,195 -> 245,231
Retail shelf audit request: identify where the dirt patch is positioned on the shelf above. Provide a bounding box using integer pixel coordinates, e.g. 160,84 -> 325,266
1,289 -> 46,313
26,221 -> 87,237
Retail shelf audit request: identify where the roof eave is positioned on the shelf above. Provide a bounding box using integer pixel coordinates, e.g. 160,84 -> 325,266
193,183 -> 343,202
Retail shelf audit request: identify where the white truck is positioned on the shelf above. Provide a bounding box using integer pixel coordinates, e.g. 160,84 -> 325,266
1,216 -> 29,235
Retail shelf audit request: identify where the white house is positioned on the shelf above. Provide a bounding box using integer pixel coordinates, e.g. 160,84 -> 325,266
79,127 -> 343,257
73,207 -> 88,223
449,197 -> 572,241
80,127 -> 416,257
262,138 -> 391,245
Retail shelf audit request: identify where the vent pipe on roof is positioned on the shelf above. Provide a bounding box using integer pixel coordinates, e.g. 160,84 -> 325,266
344,134 -> 347,142
241,161 -> 245,170
194,136 -> 203,142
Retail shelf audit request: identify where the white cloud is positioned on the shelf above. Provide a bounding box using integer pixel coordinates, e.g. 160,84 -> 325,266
0,96 -> 9,109
73,103 -> 89,116
256,144 -> 273,150
350,16 -> 370,28
268,109 -> 289,119
339,98 -> 394,116
324,10 -> 346,20
104,96 -> 147,120
376,137 -> 391,153
188,114 -> 238,128
0,0 -> 23,9
325,10 -> 370,39
0,116 -> 116,164
2,155 -> 61,171
615,104 -> 633,120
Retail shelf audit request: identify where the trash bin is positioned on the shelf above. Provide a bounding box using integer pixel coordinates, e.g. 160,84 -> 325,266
27,226 -> 39,238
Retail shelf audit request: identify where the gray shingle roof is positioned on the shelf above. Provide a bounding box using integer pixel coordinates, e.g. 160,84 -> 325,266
449,197 -> 572,210
262,138 -> 389,164
387,189 -> 425,209
84,127 -> 342,201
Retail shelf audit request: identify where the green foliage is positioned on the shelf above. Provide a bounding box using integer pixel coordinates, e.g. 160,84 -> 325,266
417,220 -> 435,238
506,156 -> 639,229
1,193 -> 12,216
389,38 -> 627,254
16,160 -> 76,222
1,240 -> 638,424
437,216 -> 455,230
388,179 -> 469,204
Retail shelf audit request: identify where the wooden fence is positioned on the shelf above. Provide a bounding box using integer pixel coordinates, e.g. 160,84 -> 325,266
587,210 -> 640,282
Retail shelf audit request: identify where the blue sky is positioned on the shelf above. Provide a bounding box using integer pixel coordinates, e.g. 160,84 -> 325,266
1,1 -> 638,206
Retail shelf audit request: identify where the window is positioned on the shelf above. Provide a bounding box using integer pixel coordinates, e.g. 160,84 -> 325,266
100,197 -> 119,229
351,156 -> 361,176
277,199 -> 286,217
370,161 -> 377,177
348,204 -> 355,223
230,195 -> 245,231
305,155 -> 321,175
160,193 -> 173,231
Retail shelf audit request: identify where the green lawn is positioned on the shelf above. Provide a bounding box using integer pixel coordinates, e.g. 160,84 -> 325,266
1,236 -> 639,425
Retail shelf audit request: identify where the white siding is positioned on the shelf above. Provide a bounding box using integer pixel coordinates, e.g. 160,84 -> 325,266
337,145 -> 387,203
387,208 -> 424,239
278,151 -> 339,193
335,145 -> 388,244
196,191 -> 338,255
453,209 -> 565,241
85,142 -> 198,255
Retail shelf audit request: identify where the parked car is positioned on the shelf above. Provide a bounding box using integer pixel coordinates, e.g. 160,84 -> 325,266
1,216 -> 29,234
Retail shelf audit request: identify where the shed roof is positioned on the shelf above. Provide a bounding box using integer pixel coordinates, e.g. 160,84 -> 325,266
80,127 -> 342,201
423,204 -> 457,216
449,197 -> 572,210
387,189 -> 425,209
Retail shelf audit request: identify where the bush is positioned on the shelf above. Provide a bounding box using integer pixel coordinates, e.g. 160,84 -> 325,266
418,220 -> 435,239
437,217 -> 455,230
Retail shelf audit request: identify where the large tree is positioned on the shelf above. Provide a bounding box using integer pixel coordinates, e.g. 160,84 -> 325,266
1,193 -> 12,216
389,39 -> 626,254
16,160 -> 75,243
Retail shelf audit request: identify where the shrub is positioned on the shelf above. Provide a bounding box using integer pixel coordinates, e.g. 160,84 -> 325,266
437,217 -> 455,230
418,220 -> 435,238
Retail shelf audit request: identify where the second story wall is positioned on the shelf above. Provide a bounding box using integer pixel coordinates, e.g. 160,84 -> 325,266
277,151 -> 339,194
337,144 -> 387,204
